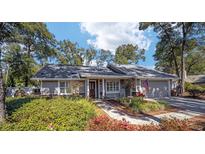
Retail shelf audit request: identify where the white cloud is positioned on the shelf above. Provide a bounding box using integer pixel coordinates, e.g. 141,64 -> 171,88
80,22 -> 151,54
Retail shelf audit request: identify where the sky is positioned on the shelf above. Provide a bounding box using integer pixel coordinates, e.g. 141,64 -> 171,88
46,22 -> 159,68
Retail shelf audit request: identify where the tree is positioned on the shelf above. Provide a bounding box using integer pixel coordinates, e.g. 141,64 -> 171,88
140,23 -> 181,76
0,22 -> 20,122
170,22 -> 205,93
186,47 -> 205,75
114,44 -> 145,64
0,22 -> 56,121
140,22 -> 205,94
3,44 -> 25,87
57,40 -> 84,65
96,49 -> 113,67
2,43 -> 41,87
17,23 -> 56,86
84,47 -> 96,66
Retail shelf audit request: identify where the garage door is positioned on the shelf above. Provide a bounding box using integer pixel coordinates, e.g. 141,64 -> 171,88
141,80 -> 169,98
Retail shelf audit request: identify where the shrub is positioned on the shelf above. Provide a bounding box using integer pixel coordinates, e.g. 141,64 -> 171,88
88,114 -> 160,131
118,97 -> 168,113
137,102 -> 166,113
160,118 -> 191,131
185,83 -> 205,97
0,97 -> 96,131
14,89 -> 26,97
185,82 -> 193,91
117,97 -> 130,104
88,115 -> 191,131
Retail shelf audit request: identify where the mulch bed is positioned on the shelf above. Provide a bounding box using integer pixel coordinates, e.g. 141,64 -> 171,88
188,115 -> 205,131
182,93 -> 205,100
103,99 -> 181,117
145,107 -> 180,116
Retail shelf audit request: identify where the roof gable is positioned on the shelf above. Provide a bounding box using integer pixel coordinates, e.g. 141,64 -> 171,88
107,64 -> 177,79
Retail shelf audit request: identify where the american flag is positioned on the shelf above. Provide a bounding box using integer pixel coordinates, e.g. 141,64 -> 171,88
143,80 -> 149,91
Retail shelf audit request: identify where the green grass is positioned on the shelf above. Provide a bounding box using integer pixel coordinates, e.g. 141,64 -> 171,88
0,96 -> 97,131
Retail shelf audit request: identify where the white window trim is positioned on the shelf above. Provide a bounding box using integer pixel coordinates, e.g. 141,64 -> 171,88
58,81 -> 71,95
106,79 -> 120,93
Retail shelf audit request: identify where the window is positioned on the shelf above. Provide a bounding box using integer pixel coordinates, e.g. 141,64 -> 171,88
59,81 -> 70,94
106,80 -> 120,93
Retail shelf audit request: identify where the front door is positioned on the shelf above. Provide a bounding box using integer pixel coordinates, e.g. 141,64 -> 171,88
89,81 -> 95,98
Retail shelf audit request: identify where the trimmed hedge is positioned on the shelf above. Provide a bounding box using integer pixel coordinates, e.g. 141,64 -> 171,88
0,97 -> 97,131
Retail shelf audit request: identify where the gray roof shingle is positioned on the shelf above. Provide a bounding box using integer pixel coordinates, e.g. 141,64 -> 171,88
107,64 -> 177,79
32,64 -> 128,79
32,64 -> 178,80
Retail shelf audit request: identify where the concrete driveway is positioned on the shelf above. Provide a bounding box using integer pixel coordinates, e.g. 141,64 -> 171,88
162,97 -> 205,115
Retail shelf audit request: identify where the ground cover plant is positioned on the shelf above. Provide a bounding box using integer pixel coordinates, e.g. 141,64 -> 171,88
118,96 -> 168,113
0,96 -> 97,131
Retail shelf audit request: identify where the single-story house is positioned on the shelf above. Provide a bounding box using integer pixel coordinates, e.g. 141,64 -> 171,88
185,75 -> 205,86
31,64 -> 177,98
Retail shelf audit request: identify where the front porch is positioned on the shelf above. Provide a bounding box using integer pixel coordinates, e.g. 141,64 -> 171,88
85,78 -> 122,99
40,77 -> 172,98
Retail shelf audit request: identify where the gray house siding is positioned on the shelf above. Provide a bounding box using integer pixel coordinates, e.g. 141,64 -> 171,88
41,81 -> 58,95
40,79 -> 126,98
40,79 -> 171,98
41,80 -> 86,96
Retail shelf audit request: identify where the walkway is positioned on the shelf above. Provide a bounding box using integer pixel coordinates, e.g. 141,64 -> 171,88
94,98 -> 204,125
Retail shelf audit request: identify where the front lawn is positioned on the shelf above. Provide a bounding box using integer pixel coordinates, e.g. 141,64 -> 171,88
118,97 -> 169,113
0,96 -> 98,131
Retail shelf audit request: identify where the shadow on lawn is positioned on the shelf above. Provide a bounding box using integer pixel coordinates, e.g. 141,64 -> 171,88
6,97 -> 38,116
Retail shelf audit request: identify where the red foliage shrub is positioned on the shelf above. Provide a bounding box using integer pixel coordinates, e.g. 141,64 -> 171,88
88,115 -> 191,131
160,118 -> 191,131
135,92 -> 145,97
88,115 -> 160,131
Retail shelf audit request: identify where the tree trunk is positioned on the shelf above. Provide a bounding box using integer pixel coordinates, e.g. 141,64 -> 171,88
181,23 -> 186,94
171,48 -> 180,77
0,48 -> 5,122
25,45 -> 31,87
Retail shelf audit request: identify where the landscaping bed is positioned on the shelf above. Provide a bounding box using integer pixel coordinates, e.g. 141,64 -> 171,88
117,96 -> 171,114
88,114 -> 192,131
0,96 -> 99,131
188,115 -> 205,131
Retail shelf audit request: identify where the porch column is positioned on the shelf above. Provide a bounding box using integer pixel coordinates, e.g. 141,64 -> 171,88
98,79 -> 100,99
85,79 -> 89,97
40,80 -> 43,95
168,80 -> 171,97
58,81 -> 60,95
135,79 -> 142,93
102,79 -> 105,99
